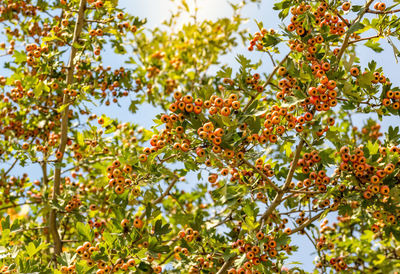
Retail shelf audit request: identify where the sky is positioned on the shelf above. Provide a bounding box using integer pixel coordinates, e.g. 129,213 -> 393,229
1,0 -> 399,271
106,0 -> 400,131
100,1 -> 399,269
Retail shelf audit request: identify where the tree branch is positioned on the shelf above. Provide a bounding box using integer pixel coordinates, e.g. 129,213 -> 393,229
3,158 -> 19,177
336,0 -> 374,64
41,161 -> 51,245
139,177 -> 179,220
242,158 -> 280,192
366,8 -> 400,14
242,53 -> 290,113
290,210 -> 326,234
0,201 -> 41,211
259,139 -> 305,223
216,256 -> 237,274
153,178 -> 178,204
49,0 -> 87,257
216,138 -> 305,273
266,51 -> 276,67
349,35 -> 381,44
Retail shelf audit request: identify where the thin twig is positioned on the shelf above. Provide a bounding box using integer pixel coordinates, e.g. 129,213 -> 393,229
139,177 -> 179,220
0,201 -> 41,211
349,35 -> 381,44
217,138 -> 305,273
261,53 -> 290,89
84,19 -> 112,23
160,251 -> 174,265
242,53 -> 290,113
288,189 -> 323,194
366,8 -> 400,14
336,0 -> 374,64
11,226 -> 48,234
266,51 -> 276,67
3,158 -> 19,177
242,158 -> 280,192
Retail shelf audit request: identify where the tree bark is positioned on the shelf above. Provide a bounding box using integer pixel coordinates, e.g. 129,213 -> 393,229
49,0 -> 87,257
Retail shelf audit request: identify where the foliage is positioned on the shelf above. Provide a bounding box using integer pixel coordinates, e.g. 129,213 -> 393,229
0,0 -> 400,273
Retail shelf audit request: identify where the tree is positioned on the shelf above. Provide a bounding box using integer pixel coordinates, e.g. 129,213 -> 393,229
0,0 -> 399,273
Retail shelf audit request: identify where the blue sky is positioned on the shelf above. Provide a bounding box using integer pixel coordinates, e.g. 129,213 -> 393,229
1,0 -> 399,271
94,0 -> 400,270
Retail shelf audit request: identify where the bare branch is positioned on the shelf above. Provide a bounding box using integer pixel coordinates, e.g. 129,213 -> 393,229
49,0 -> 87,257
3,157 -> 19,177
259,139 -> 305,223
349,35 -> 381,44
366,8 -> 400,14
0,201 -> 41,211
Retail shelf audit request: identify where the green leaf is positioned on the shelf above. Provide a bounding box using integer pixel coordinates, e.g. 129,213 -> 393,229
26,242 -> 37,257
102,232 -> 116,245
57,103 -> 71,113
76,132 -> 84,147
138,262 -> 152,271
387,37 -> 400,62
366,140 -> 379,155
1,216 -> 10,230
368,60 -> 377,71
373,254 -> 386,265
293,88 -> 307,99
236,54 -> 252,69
243,202 -> 258,218
154,219 -> 171,236
347,22 -> 364,34
351,5 -> 363,12
234,254 -> 248,268
58,252 -> 77,267
392,229 -> 400,242
343,54 -> 356,72
42,36 -> 63,42
13,51 -> 26,64
364,40 -> 383,53
273,1 -> 291,10
149,244 -> 170,254
128,100 -> 141,114
387,126 -> 400,142
357,72 -> 374,88
283,141 -> 293,158
76,222 -> 93,242
25,241 -> 48,257
110,0 -> 118,7
216,66 -> 233,79
34,81 -> 50,97
244,215 -> 256,230
262,35 -> 281,48
275,234 -> 290,246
